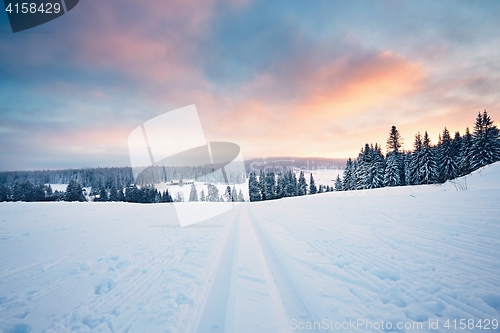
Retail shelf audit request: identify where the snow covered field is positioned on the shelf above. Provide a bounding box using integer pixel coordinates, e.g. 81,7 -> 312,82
1,163 -> 499,333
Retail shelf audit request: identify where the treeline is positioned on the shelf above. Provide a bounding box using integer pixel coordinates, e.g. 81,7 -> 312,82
0,165 -> 246,190
338,110 -> 500,191
0,167 -> 134,190
247,170 -> 333,202
0,179 -> 174,204
186,183 -> 245,202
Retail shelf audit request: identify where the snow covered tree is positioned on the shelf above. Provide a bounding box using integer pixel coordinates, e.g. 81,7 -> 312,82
65,180 -> 85,202
459,127 -> 473,176
224,186 -> 232,202
297,171 -> 307,196
0,184 -> 10,201
470,110 -> 500,170
264,172 -> 276,200
248,172 -> 261,202
199,189 -> 206,202
386,126 -> 404,186
98,186 -> 108,202
437,127 -> 458,182
275,172 -> 285,199
387,125 -> 403,155
309,173 -> 317,194
342,158 -> 354,191
259,170 -> 266,201
408,132 -> 423,185
237,189 -> 245,202
231,186 -> 237,202
334,174 -> 343,191
189,183 -> 198,202
284,170 -> 297,197
419,131 -> 438,184
207,184 -> 219,202
366,144 -> 385,189
384,152 -> 400,187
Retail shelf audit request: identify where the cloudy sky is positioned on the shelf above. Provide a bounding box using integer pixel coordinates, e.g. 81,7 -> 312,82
1,0 -> 499,171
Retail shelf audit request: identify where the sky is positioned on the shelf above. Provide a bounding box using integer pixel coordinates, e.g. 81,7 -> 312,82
1,0 -> 500,171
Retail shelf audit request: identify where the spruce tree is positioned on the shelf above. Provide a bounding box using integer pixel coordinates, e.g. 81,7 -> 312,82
248,172 -> 261,202
200,189 -> 206,202
259,170 -> 266,201
342,158 -> 354,191
384,152 -> 400,187
109,184 -> 119,201
470,110 -> 500,170
437,127 -> 458,182
386,125 -> 403,155
189,183 -> 199,202
334,174 -> 343,191
460,127 -> 473,176
99,186 -> 108,202
297,171 -> 307,196
225,186 -> 232,202
419,131 -> 438,184
237,189 -> 245,202
264,172 -> 276,200
409,133 -> 423,185
366,144 -> 385,189
309,173 -> 317,194
231,185 -> 237,202
65,180 -> 85,202
275,172 -> 285,199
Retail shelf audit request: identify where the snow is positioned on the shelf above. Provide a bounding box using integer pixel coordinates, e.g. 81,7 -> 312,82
1,163 -> 500,333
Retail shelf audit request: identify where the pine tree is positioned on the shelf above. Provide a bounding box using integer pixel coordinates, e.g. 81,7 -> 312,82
109,184 -> 119,201
342,158 -> 354,191
275,172 -> 285,199
437,127 -> 458,182
309,173 -> 317,194
387,125 -> 403,155
284,170 -> 297,197
207,184 -> 219,202
248,172 -> 261,202
460,127 -> 473,176
386,126 -> 404,186
99,186 -> 108,202
189,183 -> 199,202
0,184 -> 10,201
264,172 -> 276,200
408,132 -> 423,185
384,152 -> 400,187
470,110 -> 500,170
334,175 -> 342,191
65,180 -> 85,202
117,188 -> 125,202
200,189 -> 206,202
259,170 -> 266,201
231,186 -> 237,202
237,189 -> 245,202
225,186 -> 232,202
297,171 -> 307,196
419,131 -> 438,184
366,144 -> 385,189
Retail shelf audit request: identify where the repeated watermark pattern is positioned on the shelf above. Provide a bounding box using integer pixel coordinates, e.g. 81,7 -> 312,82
128,105 -> 246,227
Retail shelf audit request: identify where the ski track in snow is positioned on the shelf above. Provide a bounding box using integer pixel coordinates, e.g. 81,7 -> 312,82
1,164 -> 500,332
